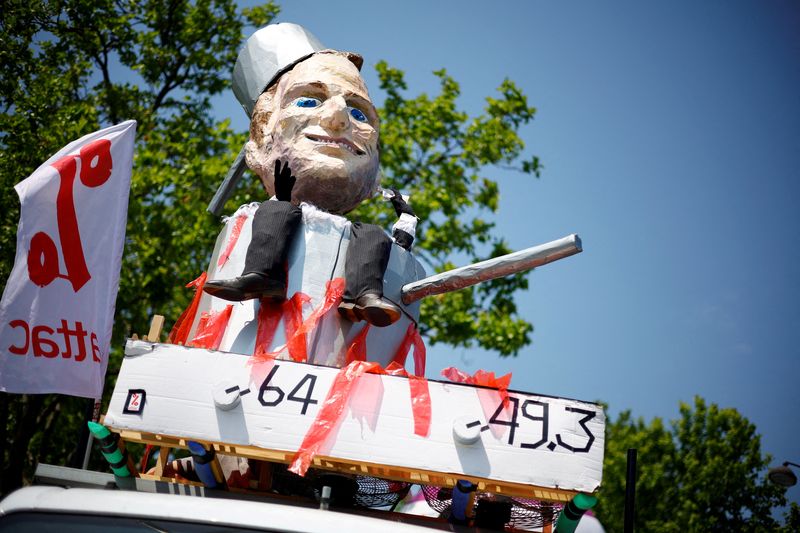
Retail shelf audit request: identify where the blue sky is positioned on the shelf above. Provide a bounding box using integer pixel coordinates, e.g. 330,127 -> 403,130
223,0 -> 800,503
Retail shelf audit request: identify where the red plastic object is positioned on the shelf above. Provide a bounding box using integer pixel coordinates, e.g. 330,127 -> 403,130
284,278 -> 344,361
391,323 -> 415,367
190,304 -> 233,350
283,292 -> 311,362
345,324 -> 371,364
408,375 -> 431,437
411,327 -> 426,377
168,272 -> 208,345
389,323 -> 426,377
252,300 -> 283,361
441,367 -> 512,407
288,360 -> 381,476
217,214 -> 247,268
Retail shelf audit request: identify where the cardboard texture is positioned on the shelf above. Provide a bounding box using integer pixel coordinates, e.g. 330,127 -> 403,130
193,203 -> 424,368
401,234 -> 582,304
106,341 -> 605,493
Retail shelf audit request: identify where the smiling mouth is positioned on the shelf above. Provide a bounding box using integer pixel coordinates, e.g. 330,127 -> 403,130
305,134 -> 365,155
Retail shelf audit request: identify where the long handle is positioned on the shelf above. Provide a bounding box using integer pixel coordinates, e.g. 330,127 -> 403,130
401,234 -> 582,305
207,145 -> 248,216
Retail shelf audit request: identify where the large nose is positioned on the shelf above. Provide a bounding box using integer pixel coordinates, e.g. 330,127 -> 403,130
319,96 -> 349,132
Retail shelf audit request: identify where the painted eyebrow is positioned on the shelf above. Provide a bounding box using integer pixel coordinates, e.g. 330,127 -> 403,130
344,92 -> 378,120
283,81 -> 328,99
280,82 -> 378,121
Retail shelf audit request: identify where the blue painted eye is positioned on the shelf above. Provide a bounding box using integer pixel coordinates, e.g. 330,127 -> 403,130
295,97 -> 321,108
349,107 -> 368,123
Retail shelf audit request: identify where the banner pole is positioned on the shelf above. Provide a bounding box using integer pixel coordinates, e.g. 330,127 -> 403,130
79,396 -> 102,469
624,447 -> 637,533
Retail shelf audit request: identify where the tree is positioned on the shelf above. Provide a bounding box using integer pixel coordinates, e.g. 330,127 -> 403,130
595,397 -> 793,532
0,1 -> 541,493
353,63 -> 541,357
0,0 -> 278,495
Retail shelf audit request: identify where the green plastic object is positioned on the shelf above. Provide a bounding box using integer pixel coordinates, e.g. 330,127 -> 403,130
554,493 -> 598,533
87,421 -> 131,478
87,421 -> 110,439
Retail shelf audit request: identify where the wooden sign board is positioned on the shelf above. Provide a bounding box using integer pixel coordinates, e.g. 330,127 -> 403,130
105,341 -> 604,500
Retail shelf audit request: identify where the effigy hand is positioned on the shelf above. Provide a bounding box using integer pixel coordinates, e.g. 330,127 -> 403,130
274,159 -> 296,202
389,188 -> 416,218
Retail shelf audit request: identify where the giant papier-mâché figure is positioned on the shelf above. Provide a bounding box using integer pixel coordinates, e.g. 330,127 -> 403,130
203,23 -> 417,328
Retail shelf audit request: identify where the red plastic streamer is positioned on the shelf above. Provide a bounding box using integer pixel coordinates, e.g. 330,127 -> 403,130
441,366 -> 472,384
383,361 -> 407,376
408,375 -> 431,437
473,370 -> 512,391
345,324 -> 371,364
411,327 -> 426,377
391,323 -> 415,367
378,362 -> 432,437
253,299 -> 283,361
285,278 -> 345,360
283,292 -> 311,362
217,214 -> 247,268
189,304 -> 233,350
168,272 -> 208,345
288,360 -> 380,476
389,323 -> 425,377
441,367 -> 512,407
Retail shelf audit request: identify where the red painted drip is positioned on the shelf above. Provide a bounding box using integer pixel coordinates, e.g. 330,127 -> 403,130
168,272 -> 208,345
189,304 -> 233,350
217,214 -> 248,268
345,324 -> 371,364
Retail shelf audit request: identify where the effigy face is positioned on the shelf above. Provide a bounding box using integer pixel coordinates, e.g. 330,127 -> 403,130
245,53 -> 380,214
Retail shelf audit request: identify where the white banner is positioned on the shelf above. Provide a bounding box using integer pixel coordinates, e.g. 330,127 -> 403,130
0,121 -> 136,398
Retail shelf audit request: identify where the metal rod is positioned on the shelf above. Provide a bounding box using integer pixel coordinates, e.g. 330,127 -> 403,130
624,448 -> 637,533
401,234 -> 582,305
207,145 -> 248,216
72,397 -> 92,469
80,397 -> 102,469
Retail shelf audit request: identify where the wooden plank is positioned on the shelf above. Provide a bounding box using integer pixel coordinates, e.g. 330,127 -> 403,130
145,315 -> 165,343
256,460 -> 272,491
211,453 -> 227,488
110,427 -> 578,502
153,446 -> 170,477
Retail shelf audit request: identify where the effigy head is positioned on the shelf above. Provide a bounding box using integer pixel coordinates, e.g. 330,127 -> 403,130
245,52 -> 380,214
232,23 -> 379,214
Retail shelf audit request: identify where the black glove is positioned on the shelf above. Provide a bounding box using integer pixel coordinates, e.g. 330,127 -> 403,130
389,188 -> 415,217
274,159 -> 296,202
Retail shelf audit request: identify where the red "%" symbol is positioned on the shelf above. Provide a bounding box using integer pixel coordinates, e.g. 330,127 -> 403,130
27,138 -> 113,292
